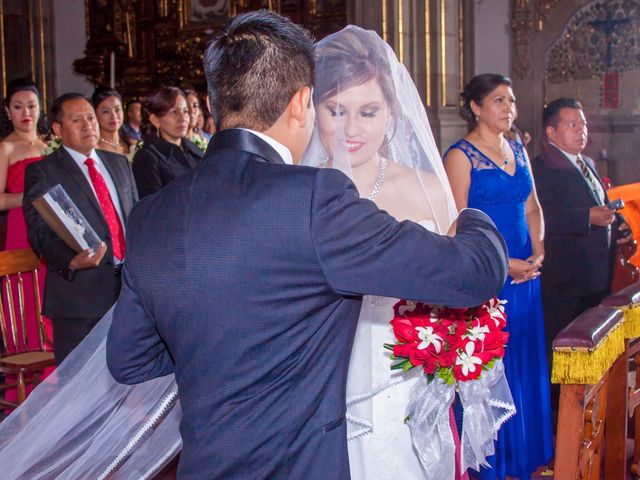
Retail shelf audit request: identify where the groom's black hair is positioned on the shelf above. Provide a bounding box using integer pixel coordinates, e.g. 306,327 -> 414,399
204,9 -> 314,131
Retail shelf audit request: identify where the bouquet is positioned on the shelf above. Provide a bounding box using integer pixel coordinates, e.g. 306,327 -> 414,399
386,297 -> 515,479
41,136 -> 62,156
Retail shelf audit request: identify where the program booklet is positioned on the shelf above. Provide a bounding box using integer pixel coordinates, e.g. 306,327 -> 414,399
32,184 -> 102,253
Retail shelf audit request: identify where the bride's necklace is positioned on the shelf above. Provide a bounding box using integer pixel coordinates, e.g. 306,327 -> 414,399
367,157 -> 387,201
318,155 -> 388,201
99,137 -> 124,149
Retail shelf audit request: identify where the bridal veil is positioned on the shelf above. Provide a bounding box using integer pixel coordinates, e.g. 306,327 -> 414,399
302,26 -> 458,440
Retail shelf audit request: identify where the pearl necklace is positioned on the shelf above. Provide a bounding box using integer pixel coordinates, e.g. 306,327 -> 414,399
99,137 -> 124,149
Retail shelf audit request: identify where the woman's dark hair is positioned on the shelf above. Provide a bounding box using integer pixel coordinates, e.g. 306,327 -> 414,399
142,86 -> 186,137
460,74 -> 512,127
0,77 -> 49,138
204,10 -> 314,130
91,86 -> 122,109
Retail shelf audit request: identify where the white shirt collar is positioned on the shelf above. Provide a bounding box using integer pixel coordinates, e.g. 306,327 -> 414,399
239,128 -> 293,165
64,145 -> 101,168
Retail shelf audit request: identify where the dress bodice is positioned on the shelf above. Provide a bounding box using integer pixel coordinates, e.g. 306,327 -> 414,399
446,139 -> 532,258
6,156 -> 44,193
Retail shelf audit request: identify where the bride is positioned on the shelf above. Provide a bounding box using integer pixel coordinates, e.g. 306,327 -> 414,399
303,26 -> 465,479
0,26 -> 467,480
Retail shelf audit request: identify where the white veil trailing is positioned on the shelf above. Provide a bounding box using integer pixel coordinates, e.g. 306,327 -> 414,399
302,26 -> 458,441
0,309 -> 181,479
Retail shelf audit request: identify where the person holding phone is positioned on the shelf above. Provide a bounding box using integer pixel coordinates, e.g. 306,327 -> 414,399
532,98 -> 632,404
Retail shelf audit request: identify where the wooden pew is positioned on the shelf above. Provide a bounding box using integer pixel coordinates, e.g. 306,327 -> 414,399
552,306 -> 626,479
601,281 -> 640,478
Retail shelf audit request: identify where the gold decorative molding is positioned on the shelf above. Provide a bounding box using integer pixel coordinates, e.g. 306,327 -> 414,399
75,1 -> 347,96
535,0 -> 562,31
511,0 -> 533,78
425,0 -> 430,106
439,0 -> 446,107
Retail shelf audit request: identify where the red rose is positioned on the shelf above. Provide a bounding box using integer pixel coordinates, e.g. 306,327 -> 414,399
390,318 -> 418,343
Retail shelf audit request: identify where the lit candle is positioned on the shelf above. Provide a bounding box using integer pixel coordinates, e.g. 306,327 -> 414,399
109,51 -> 115,88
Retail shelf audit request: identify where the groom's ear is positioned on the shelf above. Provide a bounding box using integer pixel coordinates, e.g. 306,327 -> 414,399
288,86 -> 312,128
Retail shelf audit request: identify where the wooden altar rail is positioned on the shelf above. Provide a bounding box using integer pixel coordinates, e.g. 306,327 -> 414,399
553,281 -> 640,479
601,281 -> 640,478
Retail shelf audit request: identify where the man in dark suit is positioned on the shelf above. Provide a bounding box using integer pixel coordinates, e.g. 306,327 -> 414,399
106,11 -> 508,480
23,93 -> 138,364
532,98 -> 631,359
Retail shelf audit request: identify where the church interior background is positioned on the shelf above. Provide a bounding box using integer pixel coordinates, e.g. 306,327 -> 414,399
0,0 -> 638,184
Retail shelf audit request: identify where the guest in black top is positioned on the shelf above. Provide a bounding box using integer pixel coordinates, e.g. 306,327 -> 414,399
132,87 -> 203,198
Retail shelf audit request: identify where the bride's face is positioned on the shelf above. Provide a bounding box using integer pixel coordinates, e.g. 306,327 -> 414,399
316,77 -> 389,168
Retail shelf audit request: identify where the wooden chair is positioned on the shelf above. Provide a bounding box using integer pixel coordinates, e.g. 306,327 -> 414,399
552,306 -> 626,479
0,248 -> 55,409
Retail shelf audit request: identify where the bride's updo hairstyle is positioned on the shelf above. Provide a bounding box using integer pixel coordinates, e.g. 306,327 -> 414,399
313,26 -> 398,117
460,73 -> 512,127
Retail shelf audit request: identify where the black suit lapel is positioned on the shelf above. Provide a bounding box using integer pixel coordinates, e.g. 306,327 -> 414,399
550,145 -> 601,205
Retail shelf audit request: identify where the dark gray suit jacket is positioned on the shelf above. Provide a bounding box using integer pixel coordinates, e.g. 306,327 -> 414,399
532,143 -> 616,296
23,147 -> 138,318
107,129 -> 508,480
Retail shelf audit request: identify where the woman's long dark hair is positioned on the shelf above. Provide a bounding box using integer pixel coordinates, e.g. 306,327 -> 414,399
0,78 -> 49,139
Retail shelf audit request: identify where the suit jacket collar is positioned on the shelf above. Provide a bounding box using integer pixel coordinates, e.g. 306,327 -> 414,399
54,147 -> 106,224
145,135 -> 202,169
542,143 -> 607,204
206,128 -> 286,165
53,147 -> 129,227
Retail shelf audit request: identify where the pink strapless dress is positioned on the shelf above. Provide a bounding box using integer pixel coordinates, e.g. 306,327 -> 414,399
4,156 -> 54,403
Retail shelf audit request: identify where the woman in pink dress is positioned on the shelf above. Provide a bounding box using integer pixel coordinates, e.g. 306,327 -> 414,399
0,78 -> 51,404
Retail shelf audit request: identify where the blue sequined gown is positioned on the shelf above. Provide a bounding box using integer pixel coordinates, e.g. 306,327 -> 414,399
447,139 -> 553,480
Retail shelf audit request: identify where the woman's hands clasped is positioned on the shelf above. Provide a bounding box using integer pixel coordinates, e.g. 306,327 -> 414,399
508,253 -> 543,285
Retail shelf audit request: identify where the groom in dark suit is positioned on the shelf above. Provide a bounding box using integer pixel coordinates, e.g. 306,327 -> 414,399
23,93 -> 138,364
107,11 -> 508,480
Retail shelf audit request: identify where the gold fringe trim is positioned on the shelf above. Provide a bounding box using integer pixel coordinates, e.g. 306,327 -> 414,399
622,305 -> 640,339
551,320 -> 625,384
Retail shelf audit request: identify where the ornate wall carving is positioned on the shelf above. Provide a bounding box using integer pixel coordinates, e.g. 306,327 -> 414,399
546,1 -> 639,83
74,0 -> 347,97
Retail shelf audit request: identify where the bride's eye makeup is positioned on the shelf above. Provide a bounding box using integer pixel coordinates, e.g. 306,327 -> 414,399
360,108 -> 379,118
326,105 -> 345,117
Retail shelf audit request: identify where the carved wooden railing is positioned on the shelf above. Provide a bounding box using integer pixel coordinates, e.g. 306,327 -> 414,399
601,281 -> 640,478
552,306 -> 626,479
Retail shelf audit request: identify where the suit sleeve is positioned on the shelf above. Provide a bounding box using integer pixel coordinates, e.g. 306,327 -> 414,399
132,148 -> 163,199
532,160 -> 590,237
106,262 -> 175,384
310,169 -> 508,307
22,162 -> 77,280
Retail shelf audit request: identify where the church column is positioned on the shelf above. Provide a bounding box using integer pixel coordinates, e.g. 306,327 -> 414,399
352,0 -> 472,151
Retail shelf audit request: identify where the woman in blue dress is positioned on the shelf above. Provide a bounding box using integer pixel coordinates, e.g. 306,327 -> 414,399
444,74 -> 553,480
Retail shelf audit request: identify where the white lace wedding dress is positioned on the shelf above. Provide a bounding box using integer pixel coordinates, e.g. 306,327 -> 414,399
347,220 -> 436,480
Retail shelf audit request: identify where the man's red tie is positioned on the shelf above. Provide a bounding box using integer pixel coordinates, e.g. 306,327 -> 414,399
84,157 -> 126,260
